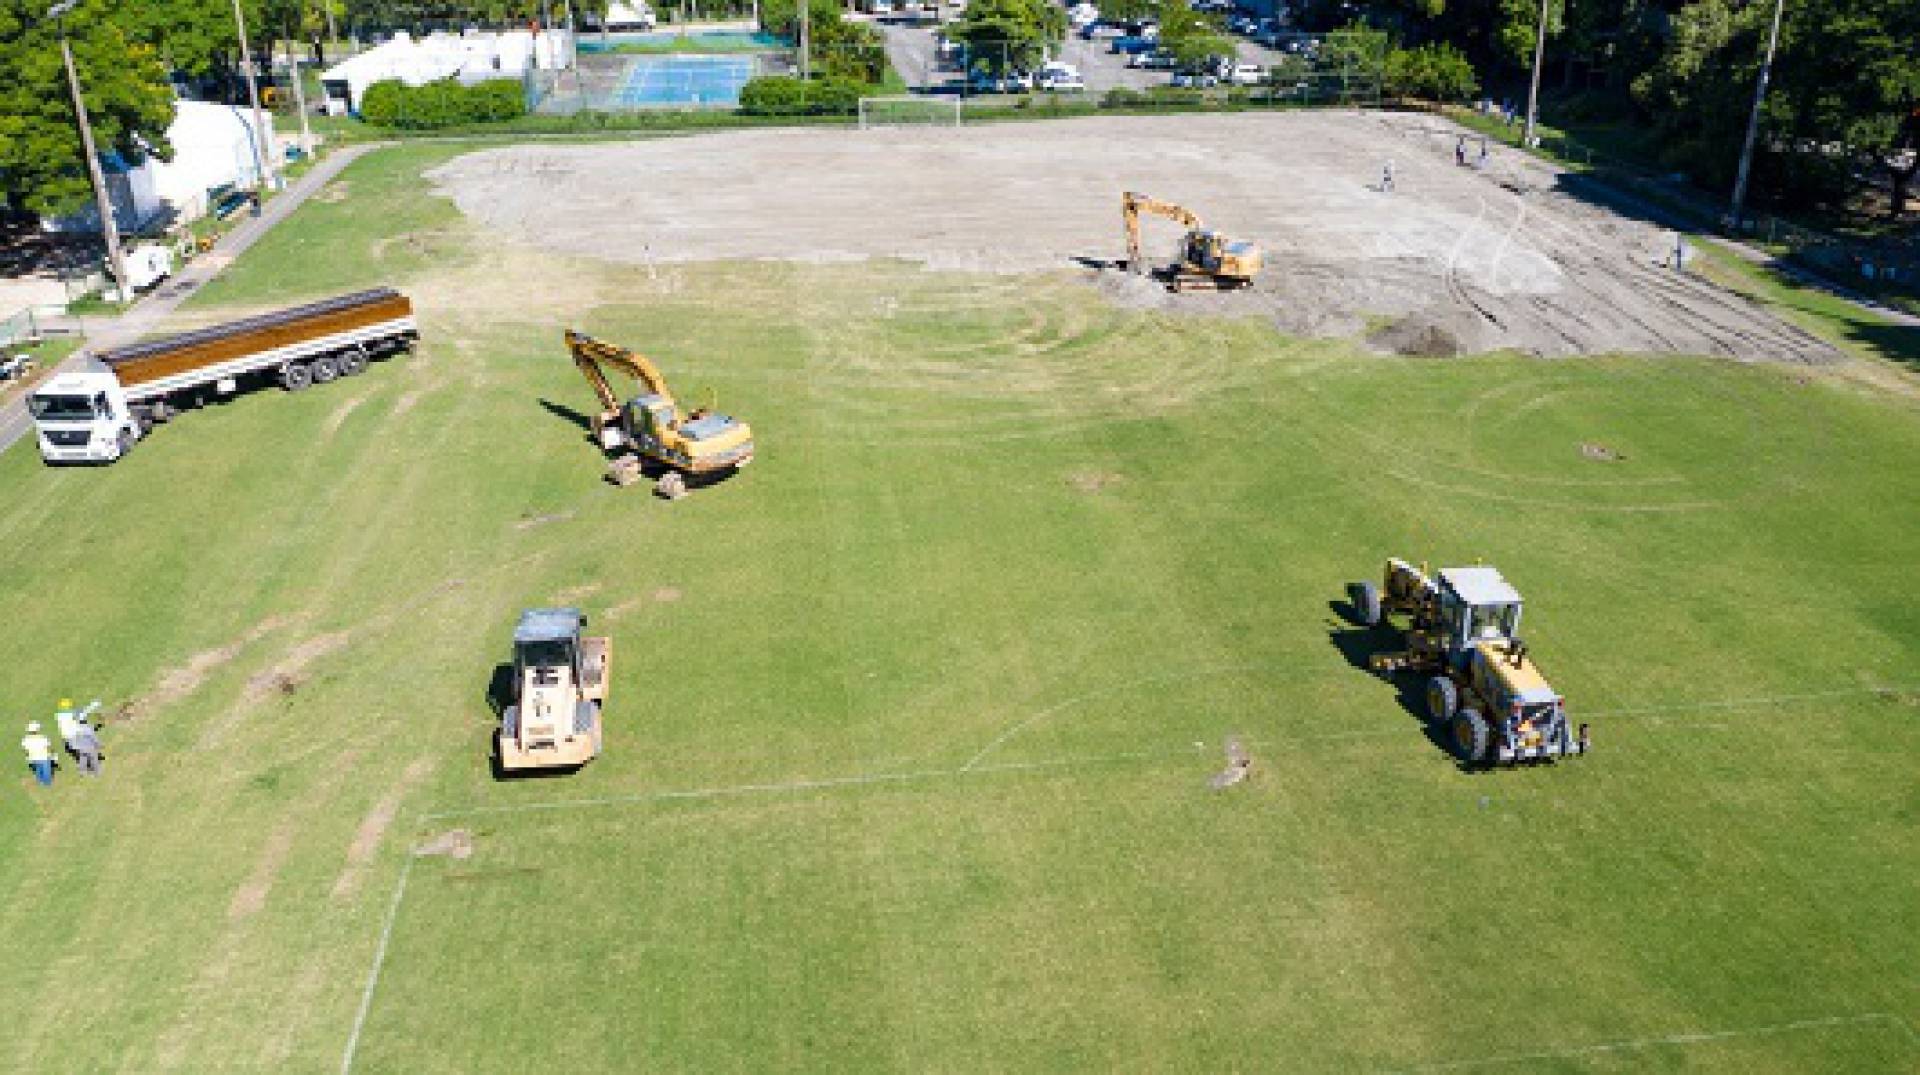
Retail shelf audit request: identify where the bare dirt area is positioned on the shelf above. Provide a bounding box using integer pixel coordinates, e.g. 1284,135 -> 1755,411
428,112 -> 1836,362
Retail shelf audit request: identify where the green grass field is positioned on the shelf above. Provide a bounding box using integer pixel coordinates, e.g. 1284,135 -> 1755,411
2,143 -> 1918,1072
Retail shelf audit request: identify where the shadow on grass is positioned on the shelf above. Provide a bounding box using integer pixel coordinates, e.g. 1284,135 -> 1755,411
538,397 -> 594,437
1324,600 -> 1468,770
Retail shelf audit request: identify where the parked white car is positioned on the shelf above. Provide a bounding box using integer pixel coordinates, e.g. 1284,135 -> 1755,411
1037,62 -> 1085,90
1226,63 -> 1264,86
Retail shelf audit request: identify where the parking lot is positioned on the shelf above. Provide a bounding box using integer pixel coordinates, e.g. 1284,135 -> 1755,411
876,18 -> 1294,96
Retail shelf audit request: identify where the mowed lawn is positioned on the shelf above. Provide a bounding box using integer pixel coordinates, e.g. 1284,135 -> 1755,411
1,143 -> 1917,1072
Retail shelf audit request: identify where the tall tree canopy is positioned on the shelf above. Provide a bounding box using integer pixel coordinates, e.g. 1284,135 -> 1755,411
0,0 -> 175,217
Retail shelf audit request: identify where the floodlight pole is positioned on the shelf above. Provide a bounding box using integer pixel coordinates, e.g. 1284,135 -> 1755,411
51,2 -> 131,308
231,0 -> 276,207
1521,0 -> 1550,147
1727,0 -> 1785,230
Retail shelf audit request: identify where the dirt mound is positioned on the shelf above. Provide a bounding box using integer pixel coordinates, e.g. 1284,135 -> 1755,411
1367,306 -> 1504,357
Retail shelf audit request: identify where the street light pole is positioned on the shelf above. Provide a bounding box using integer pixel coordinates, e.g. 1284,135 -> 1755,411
1727,0 -> 1786,229
1521,0 -> 1551,147
288,53 -> 313,158
231,0 -> 276,206
49,2 -> 130,307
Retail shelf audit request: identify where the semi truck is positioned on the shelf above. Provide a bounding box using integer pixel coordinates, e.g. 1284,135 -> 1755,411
28,287 -> 417,465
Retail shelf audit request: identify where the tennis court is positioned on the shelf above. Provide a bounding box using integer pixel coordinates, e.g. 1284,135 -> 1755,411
616,55 -> 756,106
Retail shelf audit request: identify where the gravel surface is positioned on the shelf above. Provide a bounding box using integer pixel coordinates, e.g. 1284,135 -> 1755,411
427,112 -> 1838,361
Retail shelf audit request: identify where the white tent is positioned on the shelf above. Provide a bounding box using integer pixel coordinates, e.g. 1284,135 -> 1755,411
149,102 -> 278,219
318,29 -> 573,115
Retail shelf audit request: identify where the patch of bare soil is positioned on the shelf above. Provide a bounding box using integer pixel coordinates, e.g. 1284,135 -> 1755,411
123,617 -> 289,723
414,829 -> 475,859
513,510 -> 575,531
1580,442 -> 1626,462
229,825 -> 295,919
243,631 -> 353,702
322,393 -> 369,437
331,757 -> 436,899
1067,469 -> 1124,493
428,113 -> 1839,362
553,582 -> 603,605
1366,306 -> 1504,357
313,181 -> 351,204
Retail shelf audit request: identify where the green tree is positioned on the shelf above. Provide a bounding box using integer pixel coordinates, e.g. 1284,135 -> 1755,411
947,0 -> 1063,76
1385,40 -> 1478,101
0,0 -> 176,218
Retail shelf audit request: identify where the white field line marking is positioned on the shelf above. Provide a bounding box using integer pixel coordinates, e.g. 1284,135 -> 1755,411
961,663 -> 1271,772
421,746 -> 1200,822
1586,684 -> 1920,721
1393,1012 -> 1917,1073
340,853 -> 416,1075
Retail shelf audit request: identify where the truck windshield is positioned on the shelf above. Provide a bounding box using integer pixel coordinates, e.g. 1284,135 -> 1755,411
28,394 -> 99,421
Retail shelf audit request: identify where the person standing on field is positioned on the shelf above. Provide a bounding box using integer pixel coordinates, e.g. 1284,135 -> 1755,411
71,720 -> 103,777
21,723 -> 54,787
55,698 -> 79,759
1381,159 -> 1395,193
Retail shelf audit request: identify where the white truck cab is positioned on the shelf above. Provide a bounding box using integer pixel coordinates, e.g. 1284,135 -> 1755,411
29,370 -> 142,463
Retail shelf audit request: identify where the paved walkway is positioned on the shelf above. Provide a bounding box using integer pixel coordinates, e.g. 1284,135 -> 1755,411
0,142 -> 385,457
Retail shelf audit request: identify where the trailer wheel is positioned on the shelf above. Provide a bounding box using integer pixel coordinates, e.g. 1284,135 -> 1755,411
339,348 -> 370,377
280,362 -> 313,392
1426,676 -> 1458,724
310,354 -> 342,385
1451,708 -> 1490,764
1349,581 -> 1382,627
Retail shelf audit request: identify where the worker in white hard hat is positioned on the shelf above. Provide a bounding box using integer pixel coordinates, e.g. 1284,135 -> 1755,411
21,722 -> 55,787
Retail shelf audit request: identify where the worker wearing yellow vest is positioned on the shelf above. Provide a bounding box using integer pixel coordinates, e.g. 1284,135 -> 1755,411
21,722 -> 54,787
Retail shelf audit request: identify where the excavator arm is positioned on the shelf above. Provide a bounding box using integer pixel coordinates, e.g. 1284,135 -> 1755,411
1121,191 -> 1204,273
565,329 -> 679,427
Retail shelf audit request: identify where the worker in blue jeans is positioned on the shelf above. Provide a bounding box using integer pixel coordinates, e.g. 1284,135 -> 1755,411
21,722 -> 55,787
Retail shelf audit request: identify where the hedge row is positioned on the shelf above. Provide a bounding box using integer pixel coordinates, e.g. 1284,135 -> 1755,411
736,76 -> 871,116
360,77 -> 527,129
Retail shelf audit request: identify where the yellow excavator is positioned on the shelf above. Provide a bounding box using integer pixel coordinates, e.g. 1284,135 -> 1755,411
1121,191 -> 1263,292
566,329 -> 755,498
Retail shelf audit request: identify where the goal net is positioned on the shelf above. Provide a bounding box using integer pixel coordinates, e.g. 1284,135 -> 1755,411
858,96 -> 963,130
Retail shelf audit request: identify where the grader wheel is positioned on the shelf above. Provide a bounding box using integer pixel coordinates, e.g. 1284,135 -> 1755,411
605,455 -> 643,487
1451,708 -> 1490,764
1349,581 -> 1382,627
1426,676 -> 1458,725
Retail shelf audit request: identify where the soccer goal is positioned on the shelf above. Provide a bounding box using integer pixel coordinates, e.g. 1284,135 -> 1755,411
857,96 -> 963,130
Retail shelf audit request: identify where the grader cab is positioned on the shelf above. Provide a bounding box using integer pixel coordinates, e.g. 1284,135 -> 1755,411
497,608 -> 611,773
1349,559 -> 1589,766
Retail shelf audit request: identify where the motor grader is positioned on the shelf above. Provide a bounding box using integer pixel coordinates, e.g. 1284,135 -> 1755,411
566,330 -> 754,498
1121,191 -> 1263,292
1348,559 -> 1589,766
496,607 -> 610,773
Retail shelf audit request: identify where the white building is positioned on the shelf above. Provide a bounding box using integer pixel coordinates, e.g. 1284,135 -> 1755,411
44,101 -> 276,233
318,29 -> 574,116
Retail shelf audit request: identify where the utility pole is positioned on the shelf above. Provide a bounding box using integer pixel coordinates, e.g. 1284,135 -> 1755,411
288,54 -> 313,157
1521,0 -> 1551,147
49,1 -> 130,307
1728,0 -> 1786,229
798,0 -> 810,79
231,0 -> 276,207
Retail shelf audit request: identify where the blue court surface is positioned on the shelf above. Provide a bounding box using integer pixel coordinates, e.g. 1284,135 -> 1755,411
617,56 -> 755,106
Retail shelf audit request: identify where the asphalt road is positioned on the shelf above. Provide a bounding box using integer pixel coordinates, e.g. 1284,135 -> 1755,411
0,142 -> 384,458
